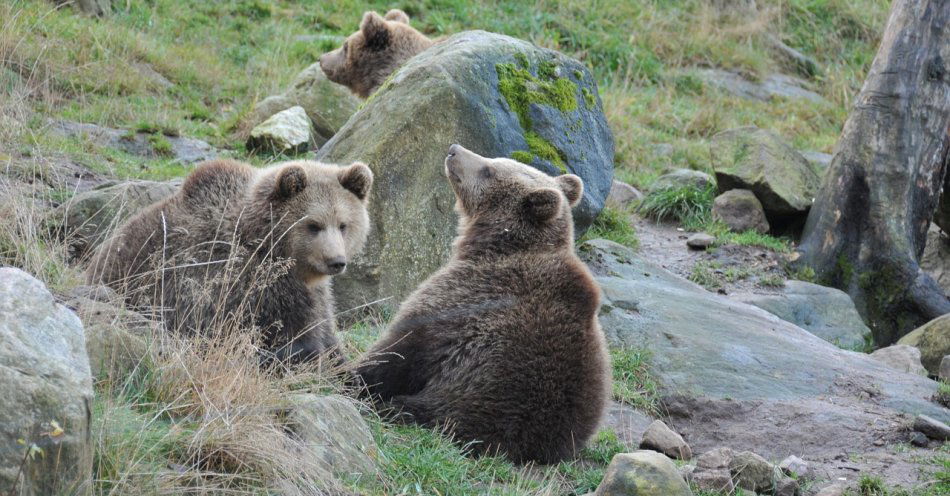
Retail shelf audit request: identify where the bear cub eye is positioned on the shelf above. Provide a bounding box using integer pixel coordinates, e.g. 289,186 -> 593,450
479,166 -> 494,179
339,223 -> 348,233
307,222 -> 324,234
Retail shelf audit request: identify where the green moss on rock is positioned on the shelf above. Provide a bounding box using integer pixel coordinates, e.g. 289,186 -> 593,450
582,87 -> 596,109
496,56 -> 581,173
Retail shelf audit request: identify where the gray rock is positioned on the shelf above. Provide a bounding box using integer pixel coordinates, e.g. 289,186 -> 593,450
920,225 -> 950,296
739,280 -> 871,350
640,420 -> 692,460
815,484 -> 847,496
801,150 -> 833,173
68,297 -> 151,382
869,345 -> 928,376
579,239 -> 948,463
691,468 -> 735,493
729,451 -> 774,493
910,431 -> 930,447
765,34 -> 821,79
710,126 -> 821,217
0,268 -> 94,495
697,447 -> 734,470
940,355 -> 950,382
691,68 -> 827,104
774,476 -> 800,496
49,120 -> 216,164
54,180 -> 180,256
55,0 -> 110,16
606,180 -> 643,209
247,62 -> 359,144
601,401 -> 654,449
897,313 -> 950,375
778,455 -> 810,479
913,414 -> 950,441
247,105 -> 313,155
686,232 -> 715,250
594,451 -> 693,496
652,168 -> 714,192
285,394 -> 378,480
712,189 -> 770,233
679,463 -> 695,482
317,31 -> 614,310
132,62 -> 173,90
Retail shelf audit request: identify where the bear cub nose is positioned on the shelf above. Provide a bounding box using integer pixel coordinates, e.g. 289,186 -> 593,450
326,257 -> 347,274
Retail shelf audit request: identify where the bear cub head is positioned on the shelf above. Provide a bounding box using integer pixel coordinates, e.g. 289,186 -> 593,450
252,161 -> 373,284
319,9 -> 434,98
444,144 -> 583,255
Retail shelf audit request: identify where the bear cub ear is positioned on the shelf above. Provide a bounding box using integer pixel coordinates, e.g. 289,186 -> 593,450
523,188 -> 563,222
360,11 -> 391,51
273,166 -> 308,201
339,162 -> 374,201
555,174 -> 583,207
384,9 -> 410,24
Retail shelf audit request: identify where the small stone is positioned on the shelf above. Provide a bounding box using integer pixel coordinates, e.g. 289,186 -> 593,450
869,345 -> 928,376
729,450 -> 775,493
697,447 -> 734,470
247,105 -> 313,155
774,476 -> 800,496
778,455 -> 809,479
679,464 -> 695,483
606,180 -> 643,209
686,232 -> 715,250
712,189 -> 770,234
941,355 -> 950,382
594,451 -> 693,496
640,420 -> 693,460
691,468 -> 735,493
815,483 -> 847,496
910,431 -> 930,447
913,414 -> 950,441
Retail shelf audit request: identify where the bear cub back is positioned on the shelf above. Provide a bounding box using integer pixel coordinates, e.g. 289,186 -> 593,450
86,159 -> 373,364
320,9 -> 435,98
353,144 -> 610,464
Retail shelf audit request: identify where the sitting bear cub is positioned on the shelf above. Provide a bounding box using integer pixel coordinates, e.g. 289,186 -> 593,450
353,145 -> 610,464
86,159 -> 373,364
320,9 -> 435,98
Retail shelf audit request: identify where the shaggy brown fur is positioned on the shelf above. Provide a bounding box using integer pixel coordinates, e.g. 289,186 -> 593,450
353,145 -> 610,464
86,159 -> 373,364
319,9 -> 435,98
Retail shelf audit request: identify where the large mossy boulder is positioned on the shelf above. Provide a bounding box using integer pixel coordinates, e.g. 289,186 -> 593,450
317,31 -> 614,310
247,62 -> 359,145
0,268 -> 94,495
898,314 -> 950,375
710,126 -> 821,220
581,239 -> 946,461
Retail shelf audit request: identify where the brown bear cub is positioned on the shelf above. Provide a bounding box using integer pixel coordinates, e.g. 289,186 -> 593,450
320,9 -> 435,98
353,144 -> 610,464
86,159 -> 373,364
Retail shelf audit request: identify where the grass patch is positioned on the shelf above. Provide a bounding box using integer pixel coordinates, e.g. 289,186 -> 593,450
578,206 -> 638,250
701,221 -> 792,252
639,184 -> 714,226
934,381 -> 950,408
610,347 -> 660,415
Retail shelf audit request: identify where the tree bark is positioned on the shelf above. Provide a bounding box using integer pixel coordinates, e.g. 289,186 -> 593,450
793,0 -> 950,345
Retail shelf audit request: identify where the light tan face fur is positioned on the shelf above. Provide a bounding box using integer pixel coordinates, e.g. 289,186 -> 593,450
259,161 -> 373,283
443,144 -> 583,223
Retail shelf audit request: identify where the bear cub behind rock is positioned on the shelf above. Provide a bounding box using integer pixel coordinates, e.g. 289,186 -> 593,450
353,144 -> 610,464
320,9 -> 435,98
86,159 -> 373,364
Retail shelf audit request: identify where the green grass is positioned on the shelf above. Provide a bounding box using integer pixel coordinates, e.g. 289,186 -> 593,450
639,184 -> 715,226
578,206 -> 639,250
610,347 -> 660,415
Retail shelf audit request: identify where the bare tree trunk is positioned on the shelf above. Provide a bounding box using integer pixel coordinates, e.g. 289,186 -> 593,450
794,0 -> 950,345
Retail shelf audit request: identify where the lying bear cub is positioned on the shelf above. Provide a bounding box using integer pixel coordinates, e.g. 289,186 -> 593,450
86,159 -> 373,364
353,144 -> 610,464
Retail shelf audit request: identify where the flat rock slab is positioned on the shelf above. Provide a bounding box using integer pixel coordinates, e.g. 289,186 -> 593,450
739,280 -> 871,349
579,239 -> 948,468
691,68 -> 828,105
49,120 -> 216,164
